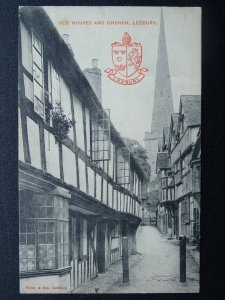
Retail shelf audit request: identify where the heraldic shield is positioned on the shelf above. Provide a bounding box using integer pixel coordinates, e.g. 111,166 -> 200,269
105,32 -> 148,85
112,44 -> 142,78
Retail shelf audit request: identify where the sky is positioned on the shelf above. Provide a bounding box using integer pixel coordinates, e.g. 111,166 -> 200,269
44,6 -> 201,146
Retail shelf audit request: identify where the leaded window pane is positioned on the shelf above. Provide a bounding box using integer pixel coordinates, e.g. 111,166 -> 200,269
19,195 -> 69,271
47,207 -> 54,218
19,245 -> 27,258
91,109 -> 111,161
38,233 -> 47,244
46,258 -> 55,269
27,245 -> 36,258
20,259 -> 28,271
27,219 -> 36,232
116,148 -> 130,185
27,233 -> 35,245
19,232 -> 26,245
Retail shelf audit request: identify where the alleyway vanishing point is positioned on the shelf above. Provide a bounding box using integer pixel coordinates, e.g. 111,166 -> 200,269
73,226 -> 199,293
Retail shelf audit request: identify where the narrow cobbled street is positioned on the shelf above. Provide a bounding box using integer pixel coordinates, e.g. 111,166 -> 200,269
73,226 -> 199,293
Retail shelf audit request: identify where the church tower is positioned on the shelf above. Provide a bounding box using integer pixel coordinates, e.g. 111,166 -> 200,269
144,9 -> 174,177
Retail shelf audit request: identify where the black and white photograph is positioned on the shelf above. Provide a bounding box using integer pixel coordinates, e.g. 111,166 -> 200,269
18,5 -> 201,294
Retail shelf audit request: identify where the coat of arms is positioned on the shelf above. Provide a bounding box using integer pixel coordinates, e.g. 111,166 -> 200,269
105,32 -> 149,85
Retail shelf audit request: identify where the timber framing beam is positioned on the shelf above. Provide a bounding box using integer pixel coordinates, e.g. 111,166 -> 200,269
19,161 -> 142,225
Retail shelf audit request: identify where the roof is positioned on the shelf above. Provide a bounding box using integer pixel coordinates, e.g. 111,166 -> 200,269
19,7 -> 148,181
156,152 -> 171,170
180,95 -> 201,127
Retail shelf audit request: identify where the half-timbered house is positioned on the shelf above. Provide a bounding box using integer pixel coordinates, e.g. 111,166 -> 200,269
156,96 -> 201,242
18,7 -> 147,293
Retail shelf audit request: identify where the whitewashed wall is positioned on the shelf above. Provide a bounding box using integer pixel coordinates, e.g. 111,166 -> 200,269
102,179 -> 107,205
96,173 -> 101,201
118,192 -> 121,211
87,167 -> 95,197
44,130 -> 60,178
73,96 -> 85,151
23,74 -> 33,102
83,219 -> 87,255
60,77 -> 74,141
27,117 -> 41,169
62,145 -> 77,187
20,21 -> 32,74
108,184 -> 113,208
78,158 -> 86,193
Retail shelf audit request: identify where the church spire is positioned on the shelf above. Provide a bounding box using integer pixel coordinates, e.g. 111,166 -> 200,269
151,8 -> 174,136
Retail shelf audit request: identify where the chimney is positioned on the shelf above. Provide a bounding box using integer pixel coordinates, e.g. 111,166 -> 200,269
62,33 -> 74,56
92,58 -> 98,68
62,33 -> 69,44
83,59 -> 102,103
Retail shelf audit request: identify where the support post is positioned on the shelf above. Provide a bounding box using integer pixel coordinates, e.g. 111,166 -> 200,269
132,228 -> 137,254
122,236 -> 129,283
179,235 -> 186,282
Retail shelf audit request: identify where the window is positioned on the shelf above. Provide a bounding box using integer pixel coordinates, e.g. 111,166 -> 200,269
168,188 -> 174,201
161,177 -> 167,188
19,192 -> 69,272
116,147 -> 130,185
32,32 -> 44,118
91,109 -> 111,161
162,189 -> 167,201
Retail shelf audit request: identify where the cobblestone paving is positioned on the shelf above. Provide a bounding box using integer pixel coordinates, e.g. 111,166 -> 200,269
73,226 -> 199,294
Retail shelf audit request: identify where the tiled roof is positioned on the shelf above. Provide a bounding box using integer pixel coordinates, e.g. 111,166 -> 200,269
156,152 -> 170,169
180,95 -> 201,127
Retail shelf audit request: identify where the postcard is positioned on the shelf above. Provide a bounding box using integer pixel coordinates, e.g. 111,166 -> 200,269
18,6 -> 201,293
